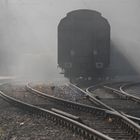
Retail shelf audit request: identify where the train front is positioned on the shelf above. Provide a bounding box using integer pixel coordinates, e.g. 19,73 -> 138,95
58,9 -> 110,80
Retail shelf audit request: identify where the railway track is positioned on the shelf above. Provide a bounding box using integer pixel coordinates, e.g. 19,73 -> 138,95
59,83 -> 102,107
120,82 -> 140,99
0,83 -> 115,140
25,83 -> 140,140
68,83 -> 116,111
86,81 -> 140,123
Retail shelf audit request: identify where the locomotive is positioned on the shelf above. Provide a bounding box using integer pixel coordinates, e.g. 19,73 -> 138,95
58,9 -> 110,80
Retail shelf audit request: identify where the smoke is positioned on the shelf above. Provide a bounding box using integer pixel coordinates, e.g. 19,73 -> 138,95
0,0 -> 140,81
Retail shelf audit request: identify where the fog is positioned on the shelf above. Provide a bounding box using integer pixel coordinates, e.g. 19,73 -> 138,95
0,0 -> 140,81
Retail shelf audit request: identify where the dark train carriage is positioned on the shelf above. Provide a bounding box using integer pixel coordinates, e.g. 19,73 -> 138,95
58,9 -> 110,79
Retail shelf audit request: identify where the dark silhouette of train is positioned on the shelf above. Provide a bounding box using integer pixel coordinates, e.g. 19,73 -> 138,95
58,9 -> 110,80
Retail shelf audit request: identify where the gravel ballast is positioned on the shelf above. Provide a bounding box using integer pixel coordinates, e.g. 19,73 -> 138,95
0,83 -> 86,140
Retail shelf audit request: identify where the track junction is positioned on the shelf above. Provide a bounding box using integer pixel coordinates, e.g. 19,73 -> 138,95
0,81 -> 140,140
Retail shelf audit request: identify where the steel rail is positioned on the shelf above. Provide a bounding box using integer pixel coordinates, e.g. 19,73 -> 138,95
26,83 -> 112,113
62,83 -> 102,106
87,83 -> 140,123
103,85 -> 140,123
120,82 -> 140,103
0,90 -> 113,140
26,83 -> 140,139
73,83 -> 140,130
72,83 -> 117,111
104,85 -> 140,104
70,83 -> 140,125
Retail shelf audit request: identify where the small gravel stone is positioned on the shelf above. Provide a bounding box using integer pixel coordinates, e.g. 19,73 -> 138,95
0,84 -> 86,140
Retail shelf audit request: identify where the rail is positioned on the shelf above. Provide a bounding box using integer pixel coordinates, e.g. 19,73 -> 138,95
87,83 -> 140,124
0,89 -> 113,140
26,83 -> 140,138
120,83 -> 140,103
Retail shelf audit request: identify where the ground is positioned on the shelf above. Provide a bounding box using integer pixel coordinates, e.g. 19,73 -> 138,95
0,85 -> 84,140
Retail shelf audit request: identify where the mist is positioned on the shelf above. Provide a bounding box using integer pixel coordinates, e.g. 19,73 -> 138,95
0,0 -> 140,81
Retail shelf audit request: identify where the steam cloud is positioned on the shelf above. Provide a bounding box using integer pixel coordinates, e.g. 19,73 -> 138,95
0,0 -> 139,81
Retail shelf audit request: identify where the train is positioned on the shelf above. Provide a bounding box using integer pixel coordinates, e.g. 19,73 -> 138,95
58,9 -> 110,80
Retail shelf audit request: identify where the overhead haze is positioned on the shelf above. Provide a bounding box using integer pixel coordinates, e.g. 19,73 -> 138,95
0,0 -> 140,81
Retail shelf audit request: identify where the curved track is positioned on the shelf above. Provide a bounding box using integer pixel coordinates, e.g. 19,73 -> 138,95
86,81 -> 140,123
120,82 -> 140,99
0,83 -> 115,140
25,83 -> 140,140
